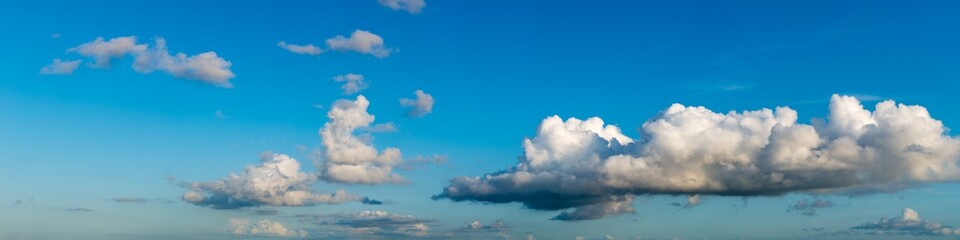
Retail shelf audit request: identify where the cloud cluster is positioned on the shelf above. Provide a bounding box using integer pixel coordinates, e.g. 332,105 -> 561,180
297,210 -> 431,238
54,36 -> 235,87
318,96 -> 405,184
853,208 -> 960,236
787,199 -> 833,216
436,95 -> 960,220
39,59 -> 82,75
281,30 -> 392,58
230,218 -> 308,238
378,0 -> 426,14
400,90 -> 434,118
333,73 -> 368,95
181,153 -> 366,209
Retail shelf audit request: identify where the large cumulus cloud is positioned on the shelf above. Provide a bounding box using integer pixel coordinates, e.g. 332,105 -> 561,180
435,95 -> 960,220
181,153 -> 365,209
318,95 -> 405,184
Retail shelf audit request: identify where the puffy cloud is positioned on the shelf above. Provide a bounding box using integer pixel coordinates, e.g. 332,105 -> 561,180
297,210 -> 431,238
109,197 -> 148,203
461,219 -> 507,232
399,90 -> 434,118
378,0 -> 426,14
436,95 -> 960,220
53,36 -> 235,87
230,218 -> 308,238
278,41 -> 323,55
39,59 -> 82,75
787,199 -> 833,216
68,36 -> 147,67
325,30 -> 392,58
132,38 -> 235,87
333,73 -> 369,95
180,153 -> 366,209
318,96 -> 405,184
853,208 -> 960,236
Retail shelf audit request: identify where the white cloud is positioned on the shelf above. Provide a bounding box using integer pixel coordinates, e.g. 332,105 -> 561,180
68,36 -> 147,67
436,94 -> 960,220
39,59 -> 82,75
319,96 -> 405,184
400,90 -> 434,118
132,38 -> 235,88
56,36 -> 235,87
853,208 -> 960,236
461,219 -> 507,232
181,153 -> 365,209
278,41 -> 323,55
230,218 -> 308,238
325,30 -> 392,58
298,210 -> 430,238
333,73 -> 369,95
378,0 -> 426,14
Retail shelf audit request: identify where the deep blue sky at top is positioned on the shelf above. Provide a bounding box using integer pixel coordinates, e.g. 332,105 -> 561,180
2,0 -> 960,239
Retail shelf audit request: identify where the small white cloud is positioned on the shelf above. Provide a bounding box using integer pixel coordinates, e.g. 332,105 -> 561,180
325,30 -> 392,58
278,41 -> 323,55
399,90 -> 434,118
378,0 -> 426,14
68,36 -> 147,67
133,38 -> 235,88
39,59 -> 82,75
333,73 -> 369,95
230,218 -> 308,238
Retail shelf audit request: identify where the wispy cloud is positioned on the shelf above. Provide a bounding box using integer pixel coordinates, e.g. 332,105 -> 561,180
378,0 -> 426,14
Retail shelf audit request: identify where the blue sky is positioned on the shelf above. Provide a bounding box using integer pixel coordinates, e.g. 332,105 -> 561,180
3,0 -> 960,239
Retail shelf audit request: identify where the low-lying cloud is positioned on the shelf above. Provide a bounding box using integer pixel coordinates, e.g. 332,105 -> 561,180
853,208 -> 960,236
435,95 -> 960,220
180,153 -> 367,209
297,210 -> 431,238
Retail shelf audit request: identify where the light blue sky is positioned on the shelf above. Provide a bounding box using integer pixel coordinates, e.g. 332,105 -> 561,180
2,1 -> 960,239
